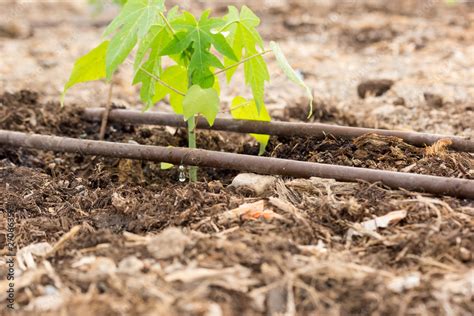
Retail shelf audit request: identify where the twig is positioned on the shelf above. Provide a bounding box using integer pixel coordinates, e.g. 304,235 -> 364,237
45,225 -> 82,257
99,83 -> 114,140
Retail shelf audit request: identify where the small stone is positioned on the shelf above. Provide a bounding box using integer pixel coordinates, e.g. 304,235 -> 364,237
357,79 -> 394,99
393,97 -> 406,106
424,92 -> 444,108
43,285 -> 58,296
266,285 -> 287,315
230,173 -> 277,195
147,227 -> 191,260
90,257 -> 117,276
118,256 -> 145,274
459,247 -> 471,262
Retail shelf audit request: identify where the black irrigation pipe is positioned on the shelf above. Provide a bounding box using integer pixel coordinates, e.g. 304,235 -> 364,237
83,108 -> 474,153
1,129 -> 473,199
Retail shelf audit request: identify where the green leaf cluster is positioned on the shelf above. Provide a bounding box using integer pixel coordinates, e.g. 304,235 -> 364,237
161,10 -> 237,89
63,0 -> 313,155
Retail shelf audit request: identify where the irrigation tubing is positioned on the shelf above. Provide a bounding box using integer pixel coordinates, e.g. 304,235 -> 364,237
1,130 -> 473,199
83,108 -> 474,153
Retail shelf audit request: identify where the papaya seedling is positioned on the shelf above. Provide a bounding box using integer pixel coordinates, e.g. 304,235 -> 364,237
63,0 -> 312,181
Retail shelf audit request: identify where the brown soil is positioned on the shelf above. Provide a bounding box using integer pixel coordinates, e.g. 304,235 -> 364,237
1,1 -> 473,315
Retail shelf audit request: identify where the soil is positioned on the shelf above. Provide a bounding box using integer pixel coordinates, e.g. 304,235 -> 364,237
1,1 -> 473,315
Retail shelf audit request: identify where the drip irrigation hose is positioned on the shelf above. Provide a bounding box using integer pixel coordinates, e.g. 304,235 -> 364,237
1,129 -> 473,199
83,108 -> 474,153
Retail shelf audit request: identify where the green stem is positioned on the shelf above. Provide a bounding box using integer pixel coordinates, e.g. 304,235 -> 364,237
217,20 -> 237,33
159,12 -> 193,65
139,66 -> 185,96
160,11 -> 176,36
213,50 -> 272,76
187,116 -> 198,182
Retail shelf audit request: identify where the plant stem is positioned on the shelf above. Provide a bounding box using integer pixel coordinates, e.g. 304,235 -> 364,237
158,12 -> 194,64
99,83 -> 114,140
217,20 -> 237,33
214,50 -> 272,76
139,66 -> 185,96
160,11 -> 176,36
187,116 -> 198,182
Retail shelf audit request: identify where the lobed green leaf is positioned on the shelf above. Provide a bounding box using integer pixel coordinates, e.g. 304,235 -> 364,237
133,24 -> 173,107
270,41 -> 313,117
104,0 -> 165,79
153,65 -> 188,113
224,5 -> 269,111
103,0 -> 165,38
161,10 -> 237,88
182,85 -> 220,126
244,54 -> 269,113
231,96 -> 270,155
62,40 -> 109,106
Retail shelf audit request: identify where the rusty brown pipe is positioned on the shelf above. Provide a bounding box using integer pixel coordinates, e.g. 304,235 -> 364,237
82,108 -> 474,152
1,129 -> 473,199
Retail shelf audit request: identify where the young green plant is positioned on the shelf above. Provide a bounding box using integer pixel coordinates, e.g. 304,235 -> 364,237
62,0 -> 312,182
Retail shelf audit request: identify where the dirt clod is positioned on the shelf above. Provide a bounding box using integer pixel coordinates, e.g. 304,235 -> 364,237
147,227 -> 192,259
424,92 -> 444,108
357,79 -> 394,98
393,97 -> 406,106
0,21 -> 32,39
